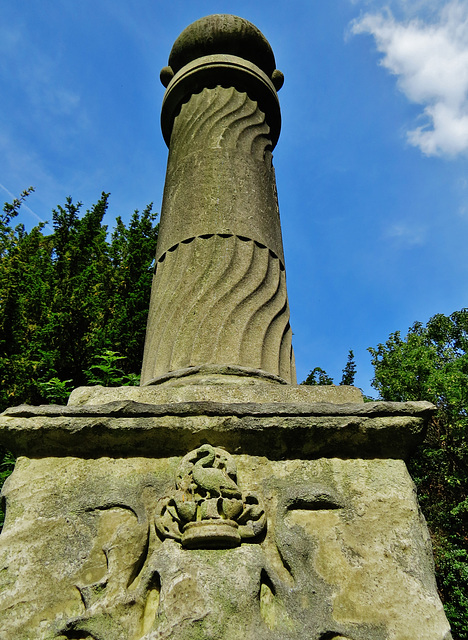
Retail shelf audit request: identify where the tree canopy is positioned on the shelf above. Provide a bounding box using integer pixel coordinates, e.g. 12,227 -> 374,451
0,190 -> 158,411
369,311 -> 468,638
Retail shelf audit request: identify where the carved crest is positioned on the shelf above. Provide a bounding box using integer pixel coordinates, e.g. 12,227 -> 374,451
155,445 -> 266,548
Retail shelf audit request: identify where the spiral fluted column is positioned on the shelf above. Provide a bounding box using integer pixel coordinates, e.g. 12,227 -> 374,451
141,15 -> 296,385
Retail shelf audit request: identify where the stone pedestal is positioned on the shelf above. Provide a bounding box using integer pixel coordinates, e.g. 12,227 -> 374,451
0,381 -> 452,639
0,15 -> 453,640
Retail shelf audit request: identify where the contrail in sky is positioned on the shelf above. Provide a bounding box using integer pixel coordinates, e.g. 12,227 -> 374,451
0,183 -> 53,232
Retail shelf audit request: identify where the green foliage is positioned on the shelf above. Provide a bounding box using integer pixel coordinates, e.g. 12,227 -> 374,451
0,191 -> 157,531
340,349 -> 356,386
0,186 -> 35,256
301,350 -> 357,387
0,190 -> 157,411
369,309 -> 468,638
38,377 -> 74,404
0,449 -> 15,528
435,538 -> 468,635
84,350 -> 140,386
301,367 -> 334,385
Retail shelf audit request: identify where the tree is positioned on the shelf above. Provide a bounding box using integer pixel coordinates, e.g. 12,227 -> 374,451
340,349 -> 356,386
0,191 -> 158,411
302,350 -> 357,386
302,366 -> 334,385
369,310 -> 468,638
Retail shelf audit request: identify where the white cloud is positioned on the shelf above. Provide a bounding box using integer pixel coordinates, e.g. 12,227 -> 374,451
352,1 -> 468,156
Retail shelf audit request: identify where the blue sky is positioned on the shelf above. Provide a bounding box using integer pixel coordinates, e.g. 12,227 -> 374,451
2,1 -> 468,394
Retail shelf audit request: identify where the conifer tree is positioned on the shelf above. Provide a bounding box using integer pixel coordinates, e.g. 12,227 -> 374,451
0,191 -> 158,411
340,349 -> 356,385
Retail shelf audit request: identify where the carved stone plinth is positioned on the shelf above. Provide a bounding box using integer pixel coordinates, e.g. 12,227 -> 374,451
0,382 -> 452,639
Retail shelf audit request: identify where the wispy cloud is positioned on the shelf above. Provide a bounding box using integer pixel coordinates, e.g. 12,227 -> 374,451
0,18 -> 87,138
385,222 -> 426,245
351,1 -> 468,157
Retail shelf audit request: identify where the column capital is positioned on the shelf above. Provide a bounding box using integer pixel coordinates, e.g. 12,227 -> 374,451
160,15 -> 284,147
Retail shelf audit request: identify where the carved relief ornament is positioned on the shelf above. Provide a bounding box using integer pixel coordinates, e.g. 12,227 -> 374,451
155,444 -> 266,548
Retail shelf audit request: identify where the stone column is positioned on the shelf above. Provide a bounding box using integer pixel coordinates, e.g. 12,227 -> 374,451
141,15 -> 296,385
0,14 -> 453,640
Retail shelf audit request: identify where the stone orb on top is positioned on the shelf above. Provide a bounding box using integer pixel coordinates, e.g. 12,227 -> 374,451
160,14 -> 284,91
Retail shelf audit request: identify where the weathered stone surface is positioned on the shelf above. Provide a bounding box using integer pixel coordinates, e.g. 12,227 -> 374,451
141,14 -> 295,385
67,379 -> 364,406
154,444 -> 267,548
0,454 -> 451,639
167,14 -> 277,78
0,399 -> 433,459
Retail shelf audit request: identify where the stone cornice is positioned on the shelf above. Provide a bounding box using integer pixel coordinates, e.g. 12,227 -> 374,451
0,400 -> 434,460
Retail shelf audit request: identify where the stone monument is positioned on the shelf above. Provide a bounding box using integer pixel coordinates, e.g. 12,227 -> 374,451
0,14 -> 453,640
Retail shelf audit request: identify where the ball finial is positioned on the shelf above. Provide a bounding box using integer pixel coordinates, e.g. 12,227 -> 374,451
162,14 -> 283,90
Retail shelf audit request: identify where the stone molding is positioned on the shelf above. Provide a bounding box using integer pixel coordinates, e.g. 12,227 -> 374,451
161,54 -> 281,147
0,399 -> 434,459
